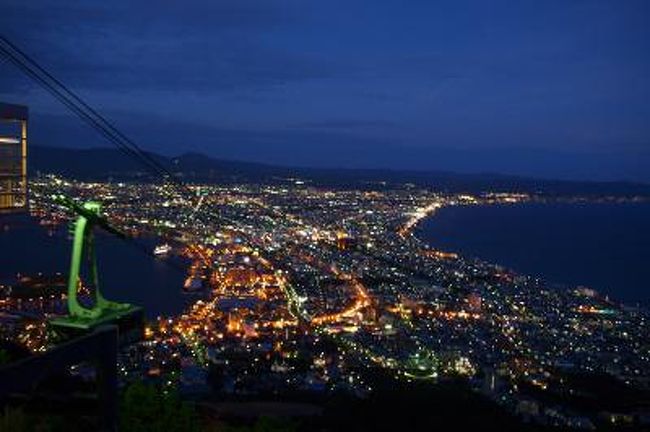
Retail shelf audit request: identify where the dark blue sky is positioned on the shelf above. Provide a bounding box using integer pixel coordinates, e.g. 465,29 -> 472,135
1,0 -> 649,182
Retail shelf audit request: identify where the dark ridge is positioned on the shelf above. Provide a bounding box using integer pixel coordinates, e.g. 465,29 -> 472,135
29,146 -> 650,196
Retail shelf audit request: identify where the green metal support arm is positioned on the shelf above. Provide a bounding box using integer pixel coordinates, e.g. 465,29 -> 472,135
51,197 -> 135,328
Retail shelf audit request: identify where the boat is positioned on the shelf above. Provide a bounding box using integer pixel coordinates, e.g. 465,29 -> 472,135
153,243 -> 172,256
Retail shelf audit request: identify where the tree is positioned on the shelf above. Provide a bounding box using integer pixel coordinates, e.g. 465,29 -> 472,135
119,382 -> 200,432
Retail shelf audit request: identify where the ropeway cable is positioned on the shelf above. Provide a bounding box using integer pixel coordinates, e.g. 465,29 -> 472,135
0,36 -> 181,193
0,35 -> 241,229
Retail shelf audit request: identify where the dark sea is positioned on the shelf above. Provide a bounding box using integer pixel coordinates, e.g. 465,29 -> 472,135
0,214 -> 190,317
418,202 -> 650,306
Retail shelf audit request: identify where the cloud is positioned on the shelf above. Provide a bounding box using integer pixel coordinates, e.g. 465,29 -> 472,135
0,0 -> 330,92
1,0 -> 648,182
290,119 -> 402,131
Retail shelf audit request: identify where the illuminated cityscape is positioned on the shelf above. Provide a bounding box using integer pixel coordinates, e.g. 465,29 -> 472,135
1,1 -> 650,431
2,174 -> 649,429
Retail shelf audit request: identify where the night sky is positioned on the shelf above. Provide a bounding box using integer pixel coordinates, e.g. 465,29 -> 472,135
1,1 -> 649,182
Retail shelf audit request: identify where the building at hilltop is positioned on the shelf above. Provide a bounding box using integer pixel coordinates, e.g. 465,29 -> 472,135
0,102 -> 28,213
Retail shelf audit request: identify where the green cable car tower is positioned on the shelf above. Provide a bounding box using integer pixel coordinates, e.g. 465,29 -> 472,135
49,196 -> 143,334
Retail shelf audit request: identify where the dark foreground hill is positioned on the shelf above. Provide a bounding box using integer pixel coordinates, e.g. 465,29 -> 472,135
29,146 -> 650,196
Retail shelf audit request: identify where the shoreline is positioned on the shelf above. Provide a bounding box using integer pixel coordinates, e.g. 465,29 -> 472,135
413,200 -> 650,306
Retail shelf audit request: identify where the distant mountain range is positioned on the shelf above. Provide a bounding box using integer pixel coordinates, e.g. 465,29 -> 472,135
28,146 -> 650,196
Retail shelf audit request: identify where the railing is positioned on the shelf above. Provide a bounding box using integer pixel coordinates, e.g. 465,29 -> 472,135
0,325 -> 119,431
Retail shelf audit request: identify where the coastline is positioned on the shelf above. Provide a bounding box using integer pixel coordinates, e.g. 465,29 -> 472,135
413,201 -> 650,306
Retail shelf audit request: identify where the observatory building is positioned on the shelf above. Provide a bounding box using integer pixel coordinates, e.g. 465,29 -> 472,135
0,102 -> 28,213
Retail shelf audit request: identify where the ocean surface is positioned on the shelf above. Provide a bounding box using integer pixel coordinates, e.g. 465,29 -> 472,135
418,202 -> 650,306
0,214 -> 191,317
